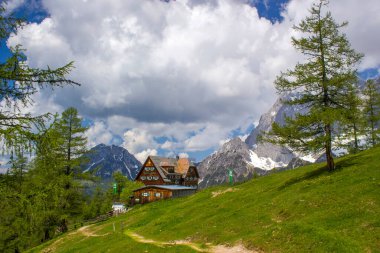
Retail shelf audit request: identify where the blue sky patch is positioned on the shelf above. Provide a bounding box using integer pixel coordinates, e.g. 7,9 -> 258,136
248,0 -> 289,23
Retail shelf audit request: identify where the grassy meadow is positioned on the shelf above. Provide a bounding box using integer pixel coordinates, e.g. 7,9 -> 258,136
30,146 -> 380,252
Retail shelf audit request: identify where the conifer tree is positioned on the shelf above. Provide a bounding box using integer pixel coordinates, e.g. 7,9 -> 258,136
337,85 -> 365,153
48,108 -> 88,231
51,107 -> 88,176
0,6 -> 79,152
363,79 -> 380,146
265,0 -> 362,171
29,124 -> 81,235
7,154 -> 28,193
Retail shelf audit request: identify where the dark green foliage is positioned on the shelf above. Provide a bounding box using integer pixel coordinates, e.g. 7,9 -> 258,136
82,187 -> 113,220
0,109 -> 91,252
265,0 -> 363,171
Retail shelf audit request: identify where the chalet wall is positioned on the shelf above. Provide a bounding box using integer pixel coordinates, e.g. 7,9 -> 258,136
172,189 -> 197,198
133,187 -> 197,205
133,188 -> 172,205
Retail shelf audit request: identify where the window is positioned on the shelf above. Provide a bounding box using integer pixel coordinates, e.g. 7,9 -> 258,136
135,198 -> 140,202
147,176 -> 152,180
155,193 -> 161,198
140,176 -> 146,180
142,192 -> 149,197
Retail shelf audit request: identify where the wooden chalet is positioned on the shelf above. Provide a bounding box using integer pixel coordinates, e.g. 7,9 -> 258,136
132,156 -> 199,205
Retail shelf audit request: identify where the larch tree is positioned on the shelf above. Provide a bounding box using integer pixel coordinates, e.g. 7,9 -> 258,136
264,0 -> 363,171
337,84 -> 364,153
49,108 -> 88,231
363,79 -> 380,147
0,5 -> 79,153
51,107 -> 88,177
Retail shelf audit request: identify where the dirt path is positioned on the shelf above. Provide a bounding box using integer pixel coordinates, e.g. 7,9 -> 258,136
125,231 -> 258,253
77,224 -> 110,237
126,231 -> 206,251
212,188 -> 239,198
41,224 -> 109,252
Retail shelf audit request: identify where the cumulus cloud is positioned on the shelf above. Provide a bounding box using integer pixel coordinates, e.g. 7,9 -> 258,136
179,152 -> 189,158
6,0 -> 380,160
122,128 -> 158,154
134,149 -> 158,164
85,121 -> 114,148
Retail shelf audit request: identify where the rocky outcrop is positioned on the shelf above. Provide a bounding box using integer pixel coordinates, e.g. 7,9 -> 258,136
198,138 -> 267,188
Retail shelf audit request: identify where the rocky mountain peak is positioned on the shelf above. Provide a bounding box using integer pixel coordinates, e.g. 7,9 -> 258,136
81,144 -> 142,180
220,137 -> 249,153
198,137 -> 269,188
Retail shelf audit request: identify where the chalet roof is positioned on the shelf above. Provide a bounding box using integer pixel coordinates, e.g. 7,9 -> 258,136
148,156 -> 196,180
176,158 -> 190,174
133,185 -> 197,192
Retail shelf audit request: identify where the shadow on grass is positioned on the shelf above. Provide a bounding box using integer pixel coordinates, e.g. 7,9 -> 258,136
277,156 -> 361,190
335,156 -> 361,170
278,166 -> 327,190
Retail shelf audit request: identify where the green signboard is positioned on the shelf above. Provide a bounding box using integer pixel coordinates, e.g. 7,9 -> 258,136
228,168 -> 233,185
113,183 -> 117,195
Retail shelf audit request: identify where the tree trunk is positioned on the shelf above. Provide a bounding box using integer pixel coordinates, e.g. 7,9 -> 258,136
44,229 -> 50,241
325,124 -> 335,171
60,219 -> 68,233
353,122 -> 358,153
371,120 -> 375,147
317,5 -> 334,171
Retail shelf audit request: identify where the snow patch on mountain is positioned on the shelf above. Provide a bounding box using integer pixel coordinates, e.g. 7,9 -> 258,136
248,150 -> 287,170
83,158 -> 105,173
299,154 -> 316,163
123,161 -> 133,179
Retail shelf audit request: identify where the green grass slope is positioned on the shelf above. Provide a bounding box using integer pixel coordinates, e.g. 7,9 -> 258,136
31,147 -> 380,253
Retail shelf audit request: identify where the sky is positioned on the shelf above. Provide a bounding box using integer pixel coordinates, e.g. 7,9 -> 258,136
1,0 -> 380,164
